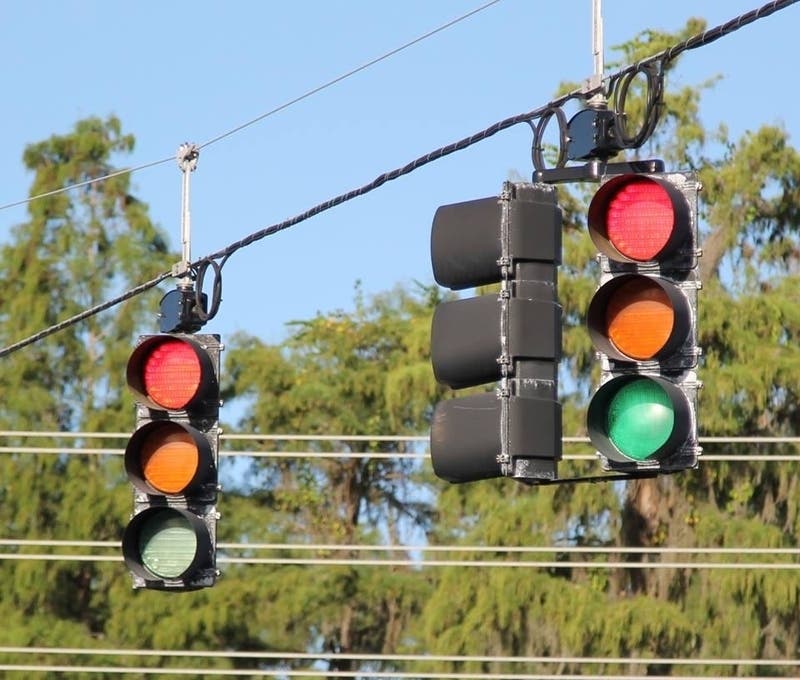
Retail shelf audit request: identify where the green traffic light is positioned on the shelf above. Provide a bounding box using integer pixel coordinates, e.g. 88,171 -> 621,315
606,378 -> 674,461
138,510 -> 198,579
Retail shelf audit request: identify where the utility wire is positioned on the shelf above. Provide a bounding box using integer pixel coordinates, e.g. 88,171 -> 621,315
2,539 -> 798,558
0,0 -> 795,360
0,0 -> 502,216
198,0 -> 503,150
0,553 -> 796,570
0,158 -> 173,214
0,669 -> 787,680
1,646 -> 798,669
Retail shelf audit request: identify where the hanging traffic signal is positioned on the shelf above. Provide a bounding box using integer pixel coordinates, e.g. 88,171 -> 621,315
122,333 -> 222,590
429,181 -> 562,484
585,172 -> 701,472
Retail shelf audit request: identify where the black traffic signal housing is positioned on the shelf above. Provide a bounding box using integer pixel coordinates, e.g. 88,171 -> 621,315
585,171 -> 701,472
429,182 -> 562,483
121,333 -> 222,590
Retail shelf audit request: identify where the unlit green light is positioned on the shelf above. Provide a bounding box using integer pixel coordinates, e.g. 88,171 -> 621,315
139,511 -> 197,579
607,378 -> 674,460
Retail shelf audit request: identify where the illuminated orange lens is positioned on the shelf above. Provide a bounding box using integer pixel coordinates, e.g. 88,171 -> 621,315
143,340 -> 201,410
140,425 -> 199,494
606,278 -> 674,360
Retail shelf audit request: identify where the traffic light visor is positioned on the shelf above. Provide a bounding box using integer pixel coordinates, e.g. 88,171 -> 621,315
127,335 -> 217,411
588,175 -> 690,263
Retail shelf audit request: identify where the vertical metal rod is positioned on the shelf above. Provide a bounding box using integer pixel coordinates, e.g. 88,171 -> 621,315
588,0 -> 606,107
176,143 -> 200,287
592,0 -> 604,82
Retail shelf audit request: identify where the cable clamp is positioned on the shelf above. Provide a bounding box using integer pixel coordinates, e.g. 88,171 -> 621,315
177,143 -> 200,173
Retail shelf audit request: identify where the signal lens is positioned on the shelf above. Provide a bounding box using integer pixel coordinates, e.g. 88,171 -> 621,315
605,178 -> 673,261
138,510 -> 198,579
606,378 -> 674,461
606,278 -> 674,360
143,340 -> 201,410
140,424 -> 199,494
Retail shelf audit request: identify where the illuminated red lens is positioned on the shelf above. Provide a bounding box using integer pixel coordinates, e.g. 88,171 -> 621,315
143,340 -> 201,410
605,179 -> 674,261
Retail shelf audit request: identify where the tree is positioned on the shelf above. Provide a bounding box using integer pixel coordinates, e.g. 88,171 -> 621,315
220,283 -> 442,674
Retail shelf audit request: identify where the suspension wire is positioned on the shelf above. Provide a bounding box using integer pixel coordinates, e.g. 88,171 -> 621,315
0,0 -> 795,361
0,157 -> 173,214
198,0 -> 503,150
0,1 -> 502,217
0,271 -> 172,359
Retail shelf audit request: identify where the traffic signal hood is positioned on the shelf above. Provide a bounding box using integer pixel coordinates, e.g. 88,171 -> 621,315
429,182 -> 562,484
585,172 -> 701,472
122,333 -> 222,591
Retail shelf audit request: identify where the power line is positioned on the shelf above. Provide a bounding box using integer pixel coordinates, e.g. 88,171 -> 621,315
1,553 -> 796,570
1,646 -> 798,669
3,539 -> 798,558
0,0 -> 795,360
0,0 -> 502,216
0,668 -> 788,680
198,0 -> 503,150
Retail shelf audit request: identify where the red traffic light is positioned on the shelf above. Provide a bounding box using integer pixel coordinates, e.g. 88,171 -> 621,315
588,174 -> 691,263
587,274 -> 691,362
127,335 -> 218,411
124,421 -> 216,496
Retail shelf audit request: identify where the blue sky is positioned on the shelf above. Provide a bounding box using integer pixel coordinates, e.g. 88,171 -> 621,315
1,0 -> 797,348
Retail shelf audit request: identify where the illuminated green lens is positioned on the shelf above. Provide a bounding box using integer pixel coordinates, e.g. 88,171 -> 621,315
139,511 -> 197,578
607,378 -> 674,461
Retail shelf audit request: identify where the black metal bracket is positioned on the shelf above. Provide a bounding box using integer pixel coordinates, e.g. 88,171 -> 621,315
533,158 -> 665,185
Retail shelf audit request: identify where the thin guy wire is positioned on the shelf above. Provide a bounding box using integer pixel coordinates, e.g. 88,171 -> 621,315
2,539 -> 798,558
0,1 -> 501,216
0,1 -> 793,359
0,553 -> 796,570
0,431 -> 798,444
0,669 -> 785,680
0,157 -> 173,213
1,446 -> 799,462
1,646 -> 798,668
198,0 -> 503,149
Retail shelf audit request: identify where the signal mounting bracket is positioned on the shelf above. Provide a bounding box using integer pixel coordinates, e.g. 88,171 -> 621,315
533,158 -> 665,185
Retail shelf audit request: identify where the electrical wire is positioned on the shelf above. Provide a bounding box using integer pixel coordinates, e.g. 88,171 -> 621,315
0,1 -> 502,217
0,0 -> 795,359
3,539 -> 798,558
0,646 -> 798,669
0,669 -> 787,680
197,0 -> 503,150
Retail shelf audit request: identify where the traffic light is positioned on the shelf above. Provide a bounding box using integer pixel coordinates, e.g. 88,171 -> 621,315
122,333 -> 222,590
429,181 -> 562,483
585,172 -> 701,472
